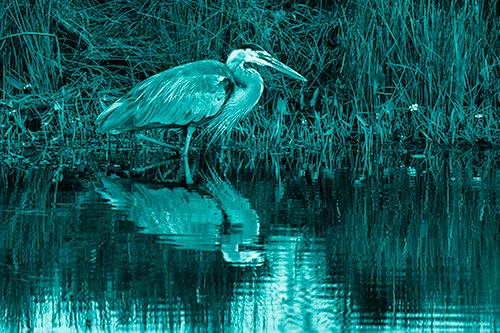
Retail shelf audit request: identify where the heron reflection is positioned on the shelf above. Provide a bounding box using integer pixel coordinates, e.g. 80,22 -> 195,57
96,170 -> 262,266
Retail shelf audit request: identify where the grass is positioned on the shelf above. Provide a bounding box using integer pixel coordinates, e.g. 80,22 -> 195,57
1,0 -> 500,169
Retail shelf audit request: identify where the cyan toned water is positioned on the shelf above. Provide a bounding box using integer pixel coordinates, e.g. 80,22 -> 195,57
1,151 -> 499,331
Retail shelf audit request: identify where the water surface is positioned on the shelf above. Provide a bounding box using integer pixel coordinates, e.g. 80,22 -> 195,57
0,150 -> 499,331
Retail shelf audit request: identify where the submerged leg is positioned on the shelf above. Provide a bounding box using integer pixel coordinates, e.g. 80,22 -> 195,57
184,153 -> 193,185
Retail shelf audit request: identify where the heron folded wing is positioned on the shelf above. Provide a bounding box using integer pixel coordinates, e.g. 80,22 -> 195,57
95,100 -> 130,134
129,60 -> 234,129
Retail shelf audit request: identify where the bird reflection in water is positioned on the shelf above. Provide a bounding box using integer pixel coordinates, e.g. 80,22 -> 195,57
95,169 -> 262,266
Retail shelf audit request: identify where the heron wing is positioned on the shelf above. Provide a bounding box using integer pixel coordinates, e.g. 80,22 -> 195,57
96,60 -> 235,133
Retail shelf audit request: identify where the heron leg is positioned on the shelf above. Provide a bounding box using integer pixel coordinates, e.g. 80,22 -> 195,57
184,153 -> 193,185
105,134 -> 110,161
182,125 -> 195,184
183,125 -> 195,157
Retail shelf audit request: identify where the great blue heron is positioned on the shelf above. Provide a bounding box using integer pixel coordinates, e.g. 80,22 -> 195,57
96,44 -> 307,182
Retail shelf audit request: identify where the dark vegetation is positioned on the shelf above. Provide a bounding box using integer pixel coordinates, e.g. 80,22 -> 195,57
1,0 -> 500,167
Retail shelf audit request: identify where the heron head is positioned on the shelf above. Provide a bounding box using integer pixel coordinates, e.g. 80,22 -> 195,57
228,44 -> 307,82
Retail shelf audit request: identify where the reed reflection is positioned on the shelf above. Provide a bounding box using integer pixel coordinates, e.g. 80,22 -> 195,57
96,170 -> 262,266
1,149 -> 499,331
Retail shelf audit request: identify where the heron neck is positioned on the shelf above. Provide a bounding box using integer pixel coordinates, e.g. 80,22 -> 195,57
224,55 -> 263,111
229,63 -> 257,86
205,60 -> 264,145
236,68 -> 263,104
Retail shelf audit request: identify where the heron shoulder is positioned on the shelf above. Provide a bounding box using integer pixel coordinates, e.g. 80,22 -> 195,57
96,59 -> 240,133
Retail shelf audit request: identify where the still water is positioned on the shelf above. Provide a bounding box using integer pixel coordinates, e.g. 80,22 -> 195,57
1,150 -> 499,331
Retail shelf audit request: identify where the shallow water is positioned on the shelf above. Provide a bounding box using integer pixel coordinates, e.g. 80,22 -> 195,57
1,151 -> 500,331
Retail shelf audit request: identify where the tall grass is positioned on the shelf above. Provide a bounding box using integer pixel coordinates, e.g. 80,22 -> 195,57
1,0 -> 499,166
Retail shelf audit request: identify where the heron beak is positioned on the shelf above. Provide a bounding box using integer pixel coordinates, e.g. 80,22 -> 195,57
253,51 -> 307,82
